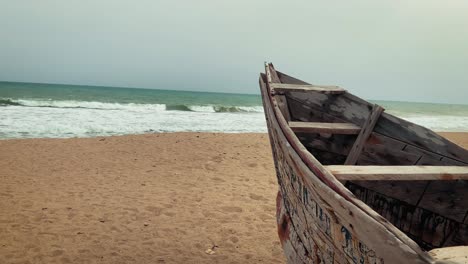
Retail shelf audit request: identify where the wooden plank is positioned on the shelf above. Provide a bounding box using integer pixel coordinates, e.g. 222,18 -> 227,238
296,132 -> 354,156
346,181 -> 466,249
289,121 -> 361,135
266,63 -> 281,83
286,90 -> 468,164
265,63 -> 292,122
290,103 -> 422,165
377,114 -> 468,163
270,83 -> 346,94
358,144 -> 421,165
418,180 -> 468,223
288,96 -> 346,123
287,89 -> 375,127
259,73 -> 281,177
348,181 -> 428,205
288,96 -> 464,166
327,165 -> 468,181
277,95 -> 291,121
365,134 -> 464,166
440,157 -> 468,166
308,148 -> 348,165
429,246 -> 468,263
288,97 -> 425,165
345,105 -> 384,165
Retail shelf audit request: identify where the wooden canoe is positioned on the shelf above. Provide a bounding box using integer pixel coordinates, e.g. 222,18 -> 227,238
259,63 -> 468,264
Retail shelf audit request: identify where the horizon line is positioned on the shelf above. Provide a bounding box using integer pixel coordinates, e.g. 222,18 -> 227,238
0,80 -> 261,97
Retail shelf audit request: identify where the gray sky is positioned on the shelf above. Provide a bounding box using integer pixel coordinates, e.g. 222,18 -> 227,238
1,1 -> 467,104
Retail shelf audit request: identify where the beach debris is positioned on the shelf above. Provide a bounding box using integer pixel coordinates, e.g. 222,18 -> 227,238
205,248 -> 216,255
99,138 -> 105,141
41,207 -> 47,210
205,245 -> 218,255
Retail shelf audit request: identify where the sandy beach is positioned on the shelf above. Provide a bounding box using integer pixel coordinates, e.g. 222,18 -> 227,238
1,132 -> 467,264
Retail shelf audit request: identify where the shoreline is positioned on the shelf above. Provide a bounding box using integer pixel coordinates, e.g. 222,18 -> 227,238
1,131 -> 468,143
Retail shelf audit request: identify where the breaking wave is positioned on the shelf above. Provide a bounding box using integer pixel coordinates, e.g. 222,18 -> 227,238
0,98 -> 22,106
0,98 -> 264,113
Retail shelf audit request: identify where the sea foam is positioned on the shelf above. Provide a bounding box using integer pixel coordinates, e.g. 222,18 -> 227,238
0,99 -> 267,139
2,98 -> 264,113
1,97 -> 467,139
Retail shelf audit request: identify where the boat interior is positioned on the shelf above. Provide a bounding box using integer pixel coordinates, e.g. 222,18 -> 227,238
261,64 -> 468,254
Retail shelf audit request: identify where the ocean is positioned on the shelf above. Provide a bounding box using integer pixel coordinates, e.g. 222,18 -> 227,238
1,81 -> 467,139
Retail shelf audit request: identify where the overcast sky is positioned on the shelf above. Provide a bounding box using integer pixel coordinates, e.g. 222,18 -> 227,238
1,1 -> 467,104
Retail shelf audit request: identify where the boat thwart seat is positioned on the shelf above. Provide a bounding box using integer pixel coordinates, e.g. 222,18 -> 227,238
288,121 -> 361,134
269,83 -> 346,94
325,165 -> 468,181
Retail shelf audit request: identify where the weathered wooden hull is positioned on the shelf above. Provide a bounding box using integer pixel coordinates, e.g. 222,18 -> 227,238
259,64 -> 468,264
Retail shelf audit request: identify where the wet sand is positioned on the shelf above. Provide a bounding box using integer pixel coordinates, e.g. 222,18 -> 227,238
0,132 -> 467,264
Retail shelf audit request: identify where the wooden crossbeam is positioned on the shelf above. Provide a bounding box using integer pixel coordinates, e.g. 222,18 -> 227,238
326,165 -> 468,181
270,83 -> 346,94
345,104 -> 384,165
289,121 -> 361,135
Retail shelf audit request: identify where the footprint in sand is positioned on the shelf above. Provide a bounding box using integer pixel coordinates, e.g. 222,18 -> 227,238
142,241 -> 155,246
220,206 -> 243,213
163,211 -> 176,217
211,177 -> 225,182
204,162 -> 216,171
249,193 -> 266,201
50,249 -> 64,257
259,213 -> 272,221
211,156 -> 223,163
61,257 -> 72,263
110,226 -> 121,232
202,210 -> 216,218
123,207 -> 139,213
261,205 -> 275,212
204,156 -> 225,170
244,253 -> 254,260
144,206 -> 163,216
78,249 -> 91,254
